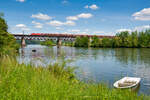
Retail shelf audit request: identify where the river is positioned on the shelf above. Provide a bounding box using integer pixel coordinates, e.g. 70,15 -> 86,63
17,44 -> 150,94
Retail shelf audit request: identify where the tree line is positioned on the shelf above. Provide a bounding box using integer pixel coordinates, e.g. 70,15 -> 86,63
74,30 -> 150,48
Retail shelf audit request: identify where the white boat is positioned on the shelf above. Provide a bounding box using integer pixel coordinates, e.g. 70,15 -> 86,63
113,77 -> 141,89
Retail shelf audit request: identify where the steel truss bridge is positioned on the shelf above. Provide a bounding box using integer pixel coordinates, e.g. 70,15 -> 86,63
13,33 -> 114,47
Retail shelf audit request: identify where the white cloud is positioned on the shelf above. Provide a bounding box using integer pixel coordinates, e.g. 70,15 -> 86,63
32,21 -> 43,29
31,13 -> 52,20
116,29 -> 132,33
134,25 -> 150,31
16,0 -> 25,2
132,8 -> 150,21
47,20 -> 75,26
66,16 -> 78,21
89,4 -> 99,10
16,24 -> 26,28
84,4 -> 99,10
65,20 -> 76,26
116,25 -> 150,33
47,20 -> 64,26
66,13 -> 93,22
15,24 -> 30,31
77,13 -> 93,19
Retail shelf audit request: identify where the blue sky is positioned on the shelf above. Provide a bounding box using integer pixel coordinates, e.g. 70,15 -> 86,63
1,0 -> 150,35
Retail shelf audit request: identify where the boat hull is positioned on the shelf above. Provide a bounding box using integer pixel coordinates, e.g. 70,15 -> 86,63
113,77 -> 141,89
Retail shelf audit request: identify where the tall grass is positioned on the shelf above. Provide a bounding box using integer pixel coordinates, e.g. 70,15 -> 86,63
0,56 -> 149,100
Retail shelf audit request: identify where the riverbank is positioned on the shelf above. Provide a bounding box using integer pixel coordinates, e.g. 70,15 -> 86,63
0,56 -> 149,100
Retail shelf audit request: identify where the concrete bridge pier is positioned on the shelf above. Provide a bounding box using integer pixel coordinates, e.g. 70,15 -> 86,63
89,37 -> 92,47
57,38 -> 62,48
21,36 -> 26,47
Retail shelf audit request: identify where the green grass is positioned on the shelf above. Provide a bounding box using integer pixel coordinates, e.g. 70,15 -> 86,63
0,56 -> 149,100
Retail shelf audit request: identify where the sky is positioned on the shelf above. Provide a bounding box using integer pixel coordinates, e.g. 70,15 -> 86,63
1,0 -> 150,35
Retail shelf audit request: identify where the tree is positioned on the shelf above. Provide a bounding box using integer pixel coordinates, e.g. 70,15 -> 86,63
0,13 -> 18,55
74,36 -> 89,47
102,38 -> 113,47
91,36 -> 100,47
0,13 -> 8,32
124,35 -> 132,47
74,36 -> 81,47
112,37 -> 122,47
144,29 -> 150,47
80,36 -> 89,47
116,31 -> 129,47
131,31 -> 138,47
138,31 -> 149,47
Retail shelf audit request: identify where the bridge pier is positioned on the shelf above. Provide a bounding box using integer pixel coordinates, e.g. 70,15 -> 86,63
57,38 -> 62,48
21,36 -> 26,47
89,37 -> 92,47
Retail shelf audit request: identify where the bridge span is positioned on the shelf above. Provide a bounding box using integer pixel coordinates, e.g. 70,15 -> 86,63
13,33 -> 114,47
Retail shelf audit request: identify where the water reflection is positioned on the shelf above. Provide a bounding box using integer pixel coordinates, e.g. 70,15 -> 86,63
114,48 -> 150,65
17,45 -> 150,94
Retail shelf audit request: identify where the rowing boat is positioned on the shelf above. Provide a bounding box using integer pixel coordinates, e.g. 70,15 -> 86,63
113,77 -> 141,89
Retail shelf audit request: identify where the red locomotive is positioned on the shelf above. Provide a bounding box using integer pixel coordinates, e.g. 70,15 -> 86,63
31,33 -> 42,35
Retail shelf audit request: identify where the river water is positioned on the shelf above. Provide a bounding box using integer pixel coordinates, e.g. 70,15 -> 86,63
17,45 -> 150,94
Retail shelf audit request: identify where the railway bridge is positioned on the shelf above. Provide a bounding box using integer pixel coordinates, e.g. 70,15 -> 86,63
13,33 -> 114,47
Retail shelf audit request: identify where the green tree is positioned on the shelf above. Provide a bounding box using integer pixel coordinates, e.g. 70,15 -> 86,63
124,35 -> 132,47
91,36 -> 100,47
74,36 -> 81,47
112,37 -> 122,47
144,29 -> 150,47
102,38 -> 113,47
116,31 -> 129,47
0,13 -> 8,32
80,36 -> 89,47
116,31 -> 134,47
138,31 -> 149,47
131,31 -> 138,47
0,13 -> 18,55
74,36 -> 89,47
